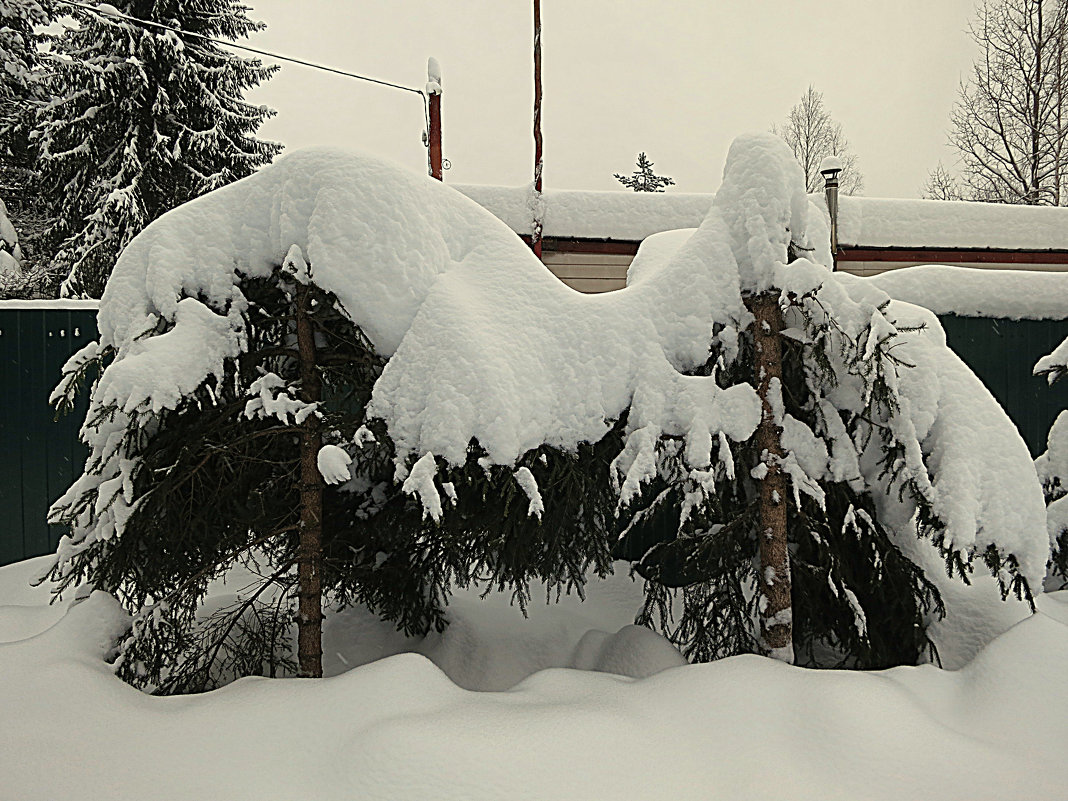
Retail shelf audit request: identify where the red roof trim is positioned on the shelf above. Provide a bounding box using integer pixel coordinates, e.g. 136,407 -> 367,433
525,238 -> 1068,264
519,235 -> 641,255
837,247 -> 1068,264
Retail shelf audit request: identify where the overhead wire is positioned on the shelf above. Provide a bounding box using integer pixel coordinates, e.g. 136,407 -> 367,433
52,0 -> 435,173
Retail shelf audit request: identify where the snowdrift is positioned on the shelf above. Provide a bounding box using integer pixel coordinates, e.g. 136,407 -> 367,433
1,557 -> 1067,801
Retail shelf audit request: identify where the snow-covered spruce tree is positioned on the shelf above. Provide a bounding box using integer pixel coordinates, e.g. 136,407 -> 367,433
1034,340 -> 1068,586
615,152 -> 675,192
44,151 -> 620,693
613,135 -> 1040,668
0,0 -> 51,154
370,132 -> 1047,671
33,0 -> 281,298
47,248 -> 391,689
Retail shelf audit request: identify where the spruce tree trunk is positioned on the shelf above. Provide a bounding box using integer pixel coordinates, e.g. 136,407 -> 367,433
746,290 -> 794,663
294,282 -> 324,678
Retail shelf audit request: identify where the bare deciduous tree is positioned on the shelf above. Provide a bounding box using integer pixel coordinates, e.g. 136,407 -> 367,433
773,85 -> 864,195
947,0 -> 1068,205
922,162 -> 966,200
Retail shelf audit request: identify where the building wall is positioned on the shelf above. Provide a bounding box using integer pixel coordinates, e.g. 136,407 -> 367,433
543,251 -> 629,293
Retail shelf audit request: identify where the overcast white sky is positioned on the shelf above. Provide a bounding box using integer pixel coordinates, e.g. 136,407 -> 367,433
244,1 -> 980,198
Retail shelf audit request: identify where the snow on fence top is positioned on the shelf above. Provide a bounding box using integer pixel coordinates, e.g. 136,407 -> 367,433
0,299 -> 100,310
852,265 -> 1068,320
456,184 -> 1068,253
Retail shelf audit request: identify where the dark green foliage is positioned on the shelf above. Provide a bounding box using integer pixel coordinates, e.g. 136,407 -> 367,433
326,426 -> 622,637
49,268 -> 383,691
0,0 -> 54,292
33,0 -> 282,297
1036,367 -> 1068,586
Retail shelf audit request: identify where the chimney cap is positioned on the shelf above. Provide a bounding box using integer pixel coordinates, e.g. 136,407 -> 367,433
819,155 -> 843,178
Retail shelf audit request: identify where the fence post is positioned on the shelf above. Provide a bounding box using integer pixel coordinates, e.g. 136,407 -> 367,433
427,58 -> 443,181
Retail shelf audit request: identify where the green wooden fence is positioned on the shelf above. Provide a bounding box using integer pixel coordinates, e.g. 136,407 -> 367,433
1,304 -> 1067,568
939,315 -> 1068,455
1,302 -> 98,568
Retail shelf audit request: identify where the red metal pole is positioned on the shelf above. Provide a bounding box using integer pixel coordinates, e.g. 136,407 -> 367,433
427,58 -> 443,181
532,0 -> 544,259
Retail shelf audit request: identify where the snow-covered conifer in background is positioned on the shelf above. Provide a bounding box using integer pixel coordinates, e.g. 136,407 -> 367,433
33,0 -> 282,298
0,0 -> 53,294
614,152 -> 675,192
0,0 -> 51,150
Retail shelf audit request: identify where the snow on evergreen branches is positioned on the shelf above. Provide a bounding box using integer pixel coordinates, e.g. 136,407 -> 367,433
1034,341 -> 1068,586
46,136 -> 1050,683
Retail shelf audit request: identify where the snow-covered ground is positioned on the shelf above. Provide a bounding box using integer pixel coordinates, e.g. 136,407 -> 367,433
1,555 -> 1067,801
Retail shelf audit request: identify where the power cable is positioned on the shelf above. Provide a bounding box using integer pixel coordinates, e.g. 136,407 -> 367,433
52,0 -> 437,173
54,0 -> 426,98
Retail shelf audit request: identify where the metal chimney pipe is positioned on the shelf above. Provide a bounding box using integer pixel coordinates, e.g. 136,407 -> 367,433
820,156 -> 842,271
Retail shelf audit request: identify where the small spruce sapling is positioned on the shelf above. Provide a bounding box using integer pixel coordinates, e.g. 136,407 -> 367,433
615,153 -> 675,192
47,248 -> 399,691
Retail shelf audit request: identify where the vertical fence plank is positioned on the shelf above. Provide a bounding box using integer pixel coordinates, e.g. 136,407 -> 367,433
18,309 -> 50,559
0,309 -> 24,566
45,310 -> 75,553
60,312 -> 95,552
940,314 -> 1068,456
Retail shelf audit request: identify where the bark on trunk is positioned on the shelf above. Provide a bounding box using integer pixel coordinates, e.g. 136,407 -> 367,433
746,290 -> 794,662
294,282 -> 324,678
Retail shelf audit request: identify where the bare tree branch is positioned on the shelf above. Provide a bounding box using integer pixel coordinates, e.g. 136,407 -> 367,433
945,0 -> 1068,204
772,85 -> 864,195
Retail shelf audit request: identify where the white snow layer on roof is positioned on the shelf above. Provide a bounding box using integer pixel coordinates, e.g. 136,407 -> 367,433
851,265 -> 1068,320
2,557 -> 1068,801
835,195 -> 1068,250
456,180 -> 1068,252
453,183 -> 713,240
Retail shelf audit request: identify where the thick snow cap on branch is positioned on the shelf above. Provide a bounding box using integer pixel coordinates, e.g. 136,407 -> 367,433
94,147 -> 543,393
712,132 -> 810,293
